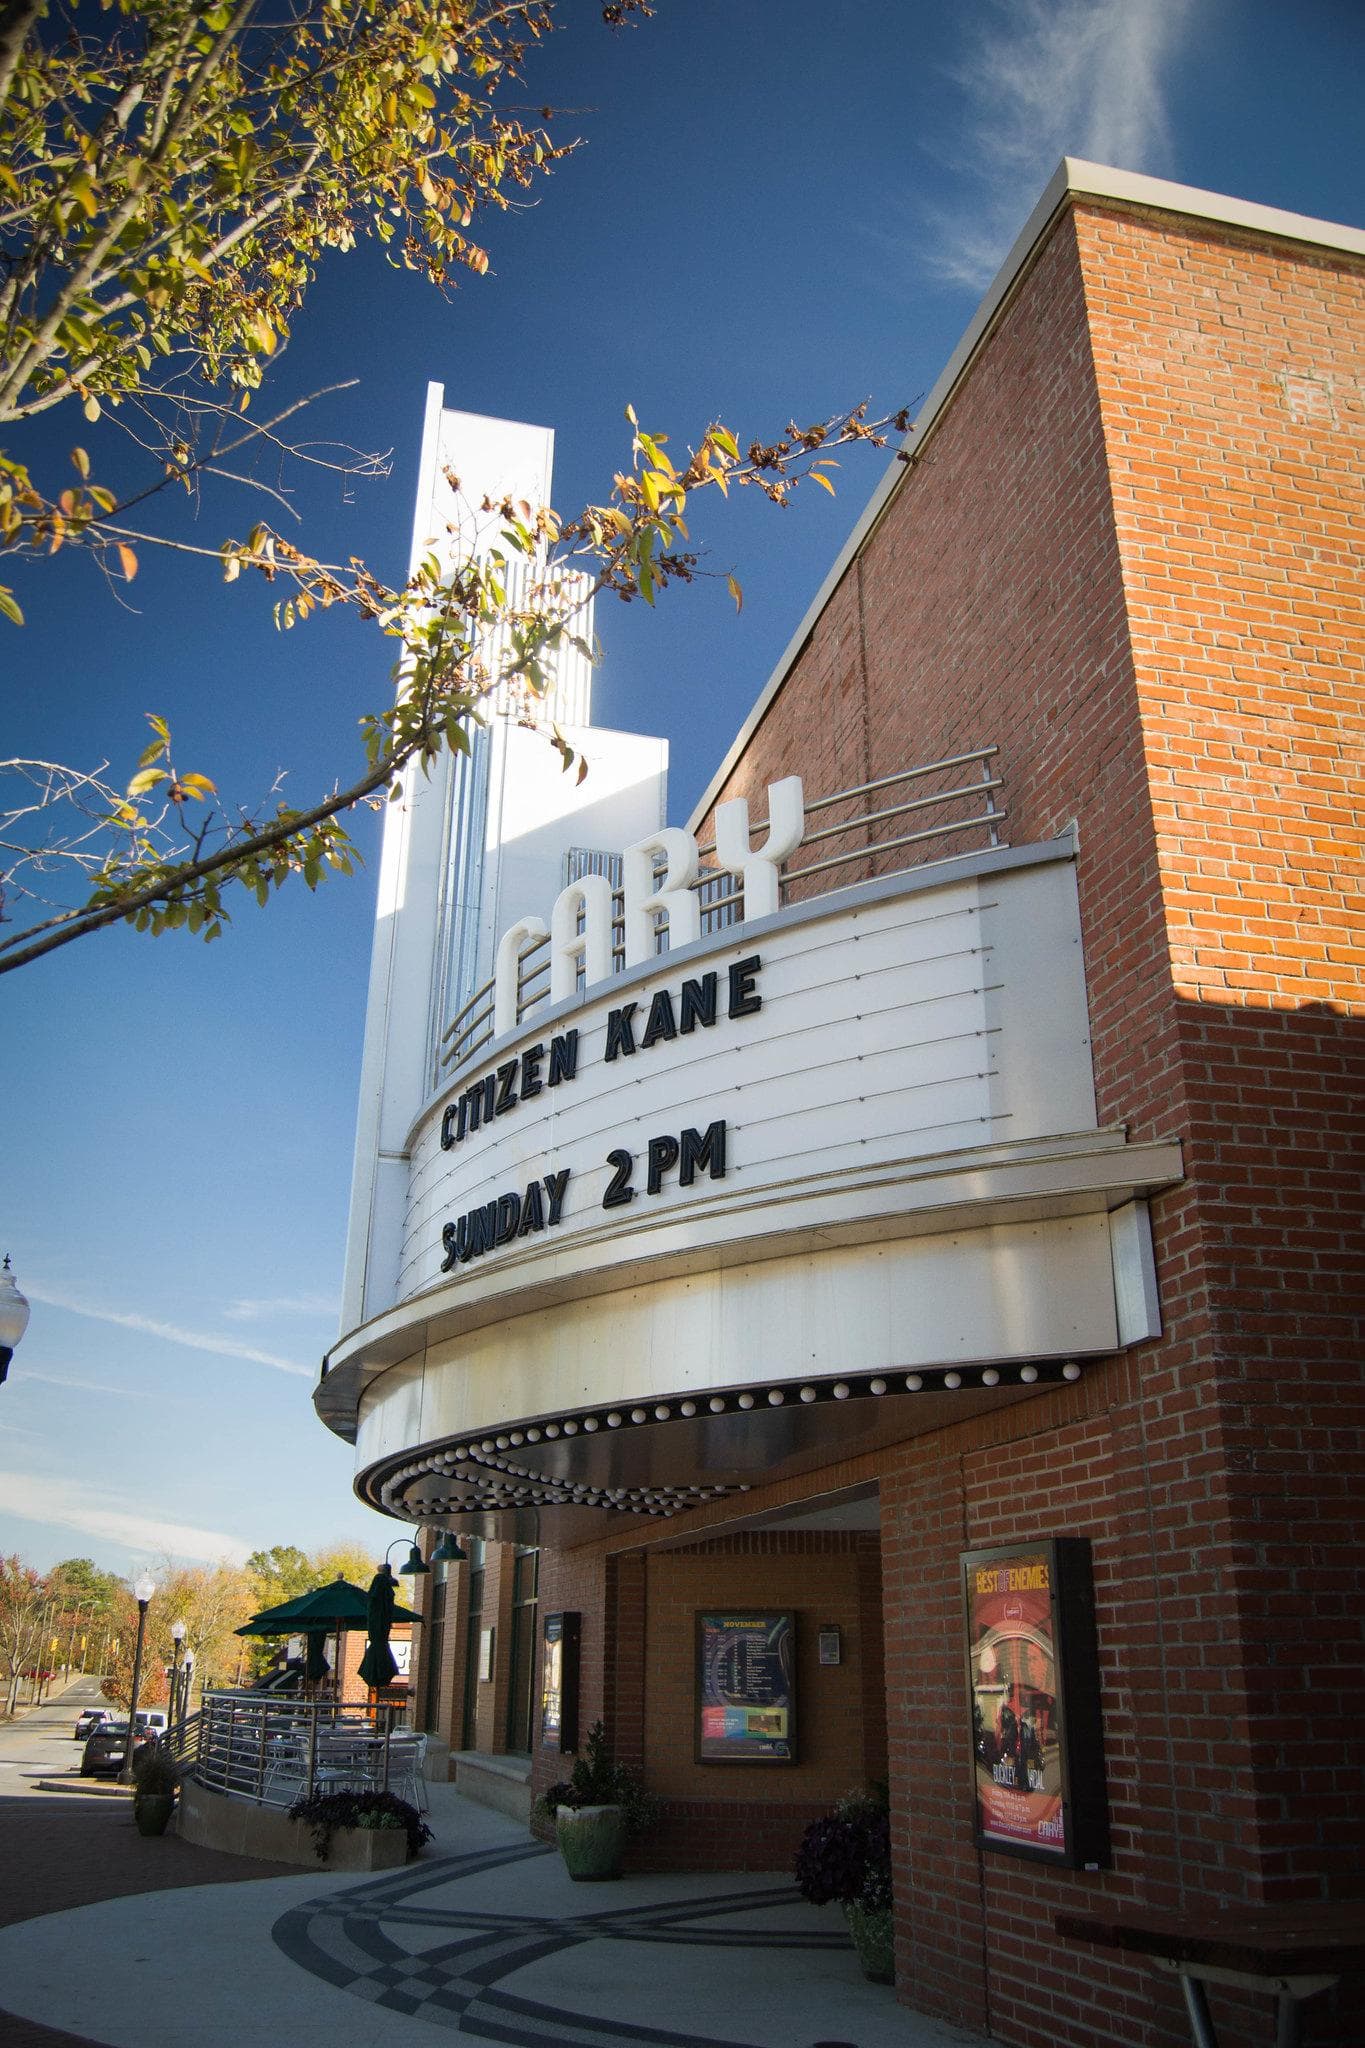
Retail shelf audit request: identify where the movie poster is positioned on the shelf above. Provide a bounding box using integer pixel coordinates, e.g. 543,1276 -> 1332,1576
965,1548 -> 1067,1859
695,1612 -> 795,1762
541,1617 -> 564,1745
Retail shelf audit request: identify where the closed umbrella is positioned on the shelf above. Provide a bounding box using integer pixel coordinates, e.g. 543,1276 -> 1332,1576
357,1565 -> 400,1689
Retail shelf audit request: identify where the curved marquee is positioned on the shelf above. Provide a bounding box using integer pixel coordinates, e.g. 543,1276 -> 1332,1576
319,842 -> 1180,1538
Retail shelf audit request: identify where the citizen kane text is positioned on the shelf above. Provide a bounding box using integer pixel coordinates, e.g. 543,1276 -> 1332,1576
438,955 -> 761,1275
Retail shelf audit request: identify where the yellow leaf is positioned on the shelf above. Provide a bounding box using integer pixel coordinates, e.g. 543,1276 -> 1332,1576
624,403 -> 637,426
809,470 -> 836,495
727,573 -> 743,613
117,543 -> 138,582
83,395 -> 100,423
71,446 -> 90,479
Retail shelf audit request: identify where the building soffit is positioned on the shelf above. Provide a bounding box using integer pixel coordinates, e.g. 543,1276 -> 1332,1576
684,159 -> 1365,842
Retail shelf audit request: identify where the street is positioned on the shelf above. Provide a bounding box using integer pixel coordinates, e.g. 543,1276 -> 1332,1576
0,1672 -> 106,1793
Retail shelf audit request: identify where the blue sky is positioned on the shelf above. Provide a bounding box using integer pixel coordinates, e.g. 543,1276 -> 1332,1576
3,0 -> 1362,1578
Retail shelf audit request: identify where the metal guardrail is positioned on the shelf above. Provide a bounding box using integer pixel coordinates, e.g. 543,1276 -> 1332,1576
439,746 -> 1005,1080
179,1691 -> 418,1810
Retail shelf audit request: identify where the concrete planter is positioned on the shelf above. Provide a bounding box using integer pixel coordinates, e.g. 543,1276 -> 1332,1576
843,1900 -> 895,1984
176,1776 -> 411,1870
133,1793 -> 175,1837
556,1804 -> 624,1880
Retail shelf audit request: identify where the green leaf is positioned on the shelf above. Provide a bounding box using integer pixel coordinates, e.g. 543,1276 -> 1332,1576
126,767 -> 167,796
0,586 -> 23,626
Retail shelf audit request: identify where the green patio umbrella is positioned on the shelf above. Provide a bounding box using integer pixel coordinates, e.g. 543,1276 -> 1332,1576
357,1565 -> 400,1689
235,1576 -> 420,1696
234,1576 -> 421,1637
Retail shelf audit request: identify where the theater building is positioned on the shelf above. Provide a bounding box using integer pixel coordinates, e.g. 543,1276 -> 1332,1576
317,161 -> 1363,2047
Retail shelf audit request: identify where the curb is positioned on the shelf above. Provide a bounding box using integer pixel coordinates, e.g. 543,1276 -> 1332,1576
34,1778 -> 134,1798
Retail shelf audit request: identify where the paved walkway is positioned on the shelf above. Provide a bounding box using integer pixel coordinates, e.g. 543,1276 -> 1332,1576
0,1683 -> 990,2048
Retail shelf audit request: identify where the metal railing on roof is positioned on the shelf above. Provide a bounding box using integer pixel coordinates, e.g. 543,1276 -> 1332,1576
438,745 -> 1004,1081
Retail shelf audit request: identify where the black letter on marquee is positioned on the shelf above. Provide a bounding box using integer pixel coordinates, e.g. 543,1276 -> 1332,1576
440,1104 -> 459,1151
679,972 -> 718,1033
518,1181 -> 546,1234
521,1042 -> 545,1099
647,1133 -> 680,1194
548,1030 -> 579,1086
727,954 -> 762,1019
543,1169 -> 571,1225
680,1120 -> 728,1185
548,1024 -> 581,1089
494,1192 -> 522,1245
494,1060 -> 519,1116
483,1074 -> 497,1124
604,1005 -> 637,1062
602,1150 -> 635,1208
641,989 -> 677,1049
464,1081 -> 483,1134
440,1222 -> 459,1271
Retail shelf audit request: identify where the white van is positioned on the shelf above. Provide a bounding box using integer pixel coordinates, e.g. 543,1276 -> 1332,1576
134,1709 -> 168,1734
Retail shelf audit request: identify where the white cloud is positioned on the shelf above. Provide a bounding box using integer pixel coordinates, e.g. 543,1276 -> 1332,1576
22,1370 -> 152,1398
908,0 -> 1197,292
0,1469 -> 253,1566
25,1284 -> 314,1377
222,1292 -> 335,1324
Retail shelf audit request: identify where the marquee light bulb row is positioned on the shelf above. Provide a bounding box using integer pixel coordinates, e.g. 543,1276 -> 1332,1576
369,1359 -> 1083,1522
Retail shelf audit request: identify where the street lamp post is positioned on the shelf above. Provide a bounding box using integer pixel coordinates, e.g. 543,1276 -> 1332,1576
0,1255 -> 30,1386
169,1620 -> 187,1732
118,1575 -> 156,1785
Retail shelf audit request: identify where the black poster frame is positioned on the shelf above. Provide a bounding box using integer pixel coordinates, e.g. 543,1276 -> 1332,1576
962,1537 -> 1110,1871
694,1610 -> 796,1765
540,1610 -> 580,1753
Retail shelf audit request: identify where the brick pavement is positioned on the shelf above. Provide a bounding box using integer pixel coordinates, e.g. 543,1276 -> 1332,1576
0,1791 -> 280,2048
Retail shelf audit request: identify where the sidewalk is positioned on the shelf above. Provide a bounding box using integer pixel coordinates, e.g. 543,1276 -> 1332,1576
0,1777 -> 991,2048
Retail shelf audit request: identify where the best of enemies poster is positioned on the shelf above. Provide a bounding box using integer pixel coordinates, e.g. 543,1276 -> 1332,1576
696,1612 -> 795,1762
966,1550 -> 1067,1857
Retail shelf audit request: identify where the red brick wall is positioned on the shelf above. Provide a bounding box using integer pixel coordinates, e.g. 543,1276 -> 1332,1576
683,197 -> 1363,2046
1081,209 -> 1365,1926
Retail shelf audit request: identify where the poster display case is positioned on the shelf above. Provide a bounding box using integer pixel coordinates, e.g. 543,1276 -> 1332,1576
540,1610 -> 580,1752
962,1539 -> 1109,1869
695,1611 -> 795,1762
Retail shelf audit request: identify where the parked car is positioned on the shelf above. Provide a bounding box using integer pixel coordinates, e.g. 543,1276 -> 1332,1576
73,1707 -> 112,1742
80,1721 -> 151,1778
134,1709 -> 168,1735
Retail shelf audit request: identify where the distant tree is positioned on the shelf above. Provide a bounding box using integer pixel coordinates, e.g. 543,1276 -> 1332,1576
146,1558 -> 257,1695
245,1544 -> 315,1607
309,1540 -> 380,1588
0,1554 -> 51,1714
47,1555 -> 125,1673
0,0 -> 907,975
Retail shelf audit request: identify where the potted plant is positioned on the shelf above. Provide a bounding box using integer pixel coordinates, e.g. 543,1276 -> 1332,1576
130,1739 -> 180,1837
794,1787 -> 895,1984
533,1720 -> 658,1880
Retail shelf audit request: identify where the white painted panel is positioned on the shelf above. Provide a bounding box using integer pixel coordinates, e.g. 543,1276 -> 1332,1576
394,859 -> 1093,1307
354,1212 -> 1119,1466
